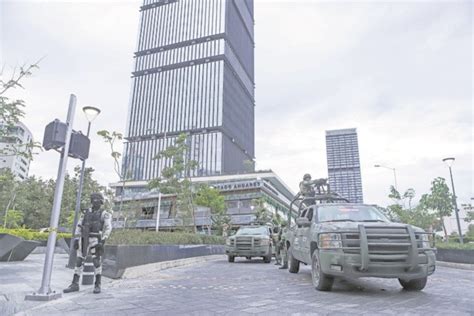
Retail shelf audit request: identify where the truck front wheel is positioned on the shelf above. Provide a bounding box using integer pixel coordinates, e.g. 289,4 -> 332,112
288,246 -> 300,273
264,246 -> 272,263
311,251 -> 334,291
399,277 -> 427,291
228,255 -> 235,263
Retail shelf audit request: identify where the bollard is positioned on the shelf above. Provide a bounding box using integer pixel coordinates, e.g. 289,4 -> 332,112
82,255 -> 95,285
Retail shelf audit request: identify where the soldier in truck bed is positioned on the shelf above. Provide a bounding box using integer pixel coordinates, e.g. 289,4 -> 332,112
64,193 -> 112,294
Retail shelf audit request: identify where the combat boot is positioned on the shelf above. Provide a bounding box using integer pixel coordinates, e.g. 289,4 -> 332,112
93,274 -> 101,294
63,274 -> 80,293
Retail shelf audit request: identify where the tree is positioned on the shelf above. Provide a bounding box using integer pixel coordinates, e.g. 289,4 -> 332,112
3,209 -> 23,228
462,203 -> 473,223
0,62 -> 42,160
252,197 -> 272,223
0,167 -> 109,230
271,212 -> 284,227
195,184 -> 230,235
386,185 -> 437,232
0,170 -> 17,224
97,130 -> 128,211
466,224 -> 474,239
243,159 -> 255,173
149,133 -> 198,232
418,177 -> 453,241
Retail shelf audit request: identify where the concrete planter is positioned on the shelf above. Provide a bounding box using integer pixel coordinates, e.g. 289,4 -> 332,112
0,234 -> 40,262
436,248 -> 474,264
31,238 -> 70,254
103,244 -> 225,279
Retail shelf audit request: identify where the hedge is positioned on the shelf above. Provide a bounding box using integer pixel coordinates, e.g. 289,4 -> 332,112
0,228 -> 72,241
107,229 -> 225,246
436,242 -> 474,250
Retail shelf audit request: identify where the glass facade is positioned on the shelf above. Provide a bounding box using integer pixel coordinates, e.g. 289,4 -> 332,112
124,0 -> 255,181
325,128 -> 364,203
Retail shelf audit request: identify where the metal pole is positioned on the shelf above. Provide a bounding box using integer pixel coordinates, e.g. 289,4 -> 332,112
26,94 -> 76,301
448,166 -> 464,244
67,121 -> 91,268
155,192 -> 161,232
154,132 -> 166,232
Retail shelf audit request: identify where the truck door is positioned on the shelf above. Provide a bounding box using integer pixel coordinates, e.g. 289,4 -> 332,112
301,207 -> 314,264
293,208 -> 308,261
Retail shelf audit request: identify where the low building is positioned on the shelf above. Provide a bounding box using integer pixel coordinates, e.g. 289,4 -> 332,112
110,170 -> 296,232
0,121 -> 33,180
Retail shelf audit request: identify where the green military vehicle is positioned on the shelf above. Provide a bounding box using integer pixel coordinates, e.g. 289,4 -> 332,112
287,202 -> 436,291
286,178 -> 436,292
226,225 -> 275,263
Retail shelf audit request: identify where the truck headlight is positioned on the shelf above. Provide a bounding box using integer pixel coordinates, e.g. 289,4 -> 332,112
417,233 -> 434,249
319,233 -> 342,249
260,238 -> 270,246
226,238 -> 234,246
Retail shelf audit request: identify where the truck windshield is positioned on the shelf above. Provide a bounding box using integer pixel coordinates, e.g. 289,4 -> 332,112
317,205 -> 390,223
236,227 -> 268,236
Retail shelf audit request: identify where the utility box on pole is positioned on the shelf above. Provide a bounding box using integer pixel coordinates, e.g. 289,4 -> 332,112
69,132 -> 90,161
42,120 -> 67,150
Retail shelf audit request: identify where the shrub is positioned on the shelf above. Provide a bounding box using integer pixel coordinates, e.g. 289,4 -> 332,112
0,228 -> 71,241
107,229 -> 225,246
436,242 -> 474,250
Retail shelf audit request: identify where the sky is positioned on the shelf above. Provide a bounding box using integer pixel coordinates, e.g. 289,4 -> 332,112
1,0 -> 472,210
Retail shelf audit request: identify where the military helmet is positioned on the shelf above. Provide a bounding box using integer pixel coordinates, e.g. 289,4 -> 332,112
303,173 -> 311,180
90,193 -> 104,203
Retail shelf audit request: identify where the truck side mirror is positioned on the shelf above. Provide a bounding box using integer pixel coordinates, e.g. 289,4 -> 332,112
296,217 -> 311,227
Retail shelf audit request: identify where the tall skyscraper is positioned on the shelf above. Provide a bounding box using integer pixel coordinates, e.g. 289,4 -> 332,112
325,128 -> 363,203
123,0 -> 255,181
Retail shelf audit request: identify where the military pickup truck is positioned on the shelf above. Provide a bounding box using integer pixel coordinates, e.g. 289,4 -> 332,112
287,203 -> 436,291
226,225 -> 274,263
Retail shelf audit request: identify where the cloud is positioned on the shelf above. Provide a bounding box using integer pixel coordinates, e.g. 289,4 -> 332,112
2,0 -> 472,210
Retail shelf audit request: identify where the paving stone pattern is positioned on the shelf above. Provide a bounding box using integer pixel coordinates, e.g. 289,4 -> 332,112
4,255 -> 474,315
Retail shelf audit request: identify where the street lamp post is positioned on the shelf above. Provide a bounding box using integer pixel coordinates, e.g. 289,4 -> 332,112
374,164 -> 398,191
67,106 -> 101,268
442,157 -> 464,244
154,131 -> 167,232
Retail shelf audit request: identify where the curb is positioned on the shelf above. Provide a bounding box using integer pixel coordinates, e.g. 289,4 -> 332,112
122,254 -> 225,279
436,260 -> 474,271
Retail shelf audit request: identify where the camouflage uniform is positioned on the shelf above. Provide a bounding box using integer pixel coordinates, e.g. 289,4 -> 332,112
64,193 -> 112,294
278,227 -> 288,269
274,228 -> 281,265
299,174 -> 316,198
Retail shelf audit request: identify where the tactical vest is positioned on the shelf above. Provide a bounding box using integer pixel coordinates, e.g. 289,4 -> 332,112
82,209 -> 104,237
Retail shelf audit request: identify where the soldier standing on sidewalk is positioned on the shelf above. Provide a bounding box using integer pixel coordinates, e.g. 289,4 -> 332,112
64,193 -> 112,294
278,222 -> 288,269
274,226 -> 281,265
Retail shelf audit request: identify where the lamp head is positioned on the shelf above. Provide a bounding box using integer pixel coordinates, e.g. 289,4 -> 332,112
442,157 -> 455,168
82,106 -> 101,122
374,164 -> 381,168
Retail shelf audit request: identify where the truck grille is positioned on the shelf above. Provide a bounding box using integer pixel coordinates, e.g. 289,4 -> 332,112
235,237 -> 261,250
342,226 -> 412,263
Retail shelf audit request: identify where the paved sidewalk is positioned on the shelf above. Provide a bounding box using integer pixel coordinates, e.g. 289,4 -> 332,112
3,254 -> 473,315
0,254 -> 100,315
